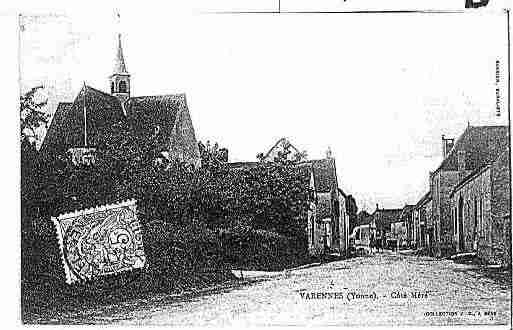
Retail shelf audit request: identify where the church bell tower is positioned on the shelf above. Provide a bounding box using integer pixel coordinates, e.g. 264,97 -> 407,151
110,33 -> 130,105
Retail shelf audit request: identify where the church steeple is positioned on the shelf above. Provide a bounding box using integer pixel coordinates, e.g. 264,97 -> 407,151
110,33 -> 130,104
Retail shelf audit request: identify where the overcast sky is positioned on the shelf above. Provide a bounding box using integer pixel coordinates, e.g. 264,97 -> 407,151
19,2 -> 509,212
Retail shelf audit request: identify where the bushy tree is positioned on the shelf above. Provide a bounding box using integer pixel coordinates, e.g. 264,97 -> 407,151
198,140 -> 228,170
20,85 -> 49,144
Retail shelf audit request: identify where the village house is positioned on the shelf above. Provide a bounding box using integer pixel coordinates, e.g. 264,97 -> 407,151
413,191 -> 433,252
428,125 -> 508,257
257,137 -> 307,163
449,149 -> 510,267
400,205 -> 415,248
305,157 -> 350,257
237,138 -> 351,258
40,34 -> 201,168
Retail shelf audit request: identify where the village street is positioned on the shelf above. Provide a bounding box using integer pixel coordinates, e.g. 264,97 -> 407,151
35,251 -> 511,326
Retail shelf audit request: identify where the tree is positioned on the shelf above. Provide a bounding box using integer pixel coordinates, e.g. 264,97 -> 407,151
21,85 -> 50,224
198,140 -> 228,170
20,85 -> 49,144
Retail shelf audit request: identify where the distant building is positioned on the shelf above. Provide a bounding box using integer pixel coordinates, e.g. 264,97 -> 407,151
40,34 -> 201,168
372,206 -> 403,249
350,211 -> 376,253
231,140 -> 350,258
429,125 -> 508,257
306,157 -> 348,257
390,221 -> 407,249
450,149 -> 510,267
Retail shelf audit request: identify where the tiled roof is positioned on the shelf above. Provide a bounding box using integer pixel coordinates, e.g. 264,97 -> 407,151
40,86 -> 125,155
435,125 -> 509,173
310,158 -> 338,193
451,148 -> 510,196
40,85 -> 187,157
40,102 -> 73,155
125,94 -> 184,138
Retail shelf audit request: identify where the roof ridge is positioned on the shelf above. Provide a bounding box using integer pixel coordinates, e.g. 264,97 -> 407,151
471,124 -> 509,129
262,137 -> 301,160
129,93 -> 186,100
80,85 -> 119,101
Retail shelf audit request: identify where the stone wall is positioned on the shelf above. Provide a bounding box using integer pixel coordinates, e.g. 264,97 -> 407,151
431,170 -> 460,256
451,151 -> 511,268
489,151 -> 511,267
307,190 -> 347,257
451,168 -> 492,254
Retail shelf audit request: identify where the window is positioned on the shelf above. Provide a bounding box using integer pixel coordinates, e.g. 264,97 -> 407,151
110,81 -> 114,94
119,80 -> 127,93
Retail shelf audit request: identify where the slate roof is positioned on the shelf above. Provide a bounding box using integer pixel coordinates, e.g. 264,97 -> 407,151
434,125 -> 509,173
112,34 -> 129,75
40,85 -> 187,157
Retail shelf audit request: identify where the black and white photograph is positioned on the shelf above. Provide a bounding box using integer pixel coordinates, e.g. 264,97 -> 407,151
13,0 -> 512,327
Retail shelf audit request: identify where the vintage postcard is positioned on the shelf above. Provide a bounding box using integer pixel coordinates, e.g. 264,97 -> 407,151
18,0 -> 511,327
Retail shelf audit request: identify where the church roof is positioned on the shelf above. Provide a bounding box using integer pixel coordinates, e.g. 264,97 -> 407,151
40,85 -> 188,157
112,34 -> 129,75
40,85 -> 125,155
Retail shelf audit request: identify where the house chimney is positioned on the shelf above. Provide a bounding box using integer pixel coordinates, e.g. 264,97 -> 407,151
442,135 -> 455,158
